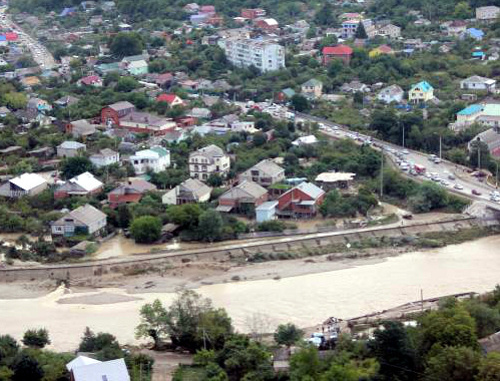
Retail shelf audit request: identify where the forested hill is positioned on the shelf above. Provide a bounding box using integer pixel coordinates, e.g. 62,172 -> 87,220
368,0 -> 500,19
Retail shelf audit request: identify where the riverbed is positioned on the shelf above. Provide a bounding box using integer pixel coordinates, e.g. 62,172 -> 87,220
1,235 -> 499,351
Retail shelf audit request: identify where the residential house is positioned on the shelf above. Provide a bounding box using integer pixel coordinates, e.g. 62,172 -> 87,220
377,24 -> 401,39
66,120 -> 97,139
130,146 -> 170,174
241,8 -> 266,19
55,95 -> 79,107
369,44 -> 394,57
408,81 -> 434,103
322,45 -> 353,65
447,20 -> 467,36
292,135 -> 318,146
340,80 -> 370,93
218,180 -> 268,213
27,97 -> 52,113
315,172 -> 356,190
126,59 -> 149,76
455,104 -> 483,129
476,6 -> 500,21
0,173 -> 47,198
108,179 -> 157,208
51,204 -> 107,237
460,76 -> 496,92
470,126 -> 500,157
301,79 -> 323,99
118,111 -> 177,135
54,172 -> 103,199
188,107 -> 212,119
254,18 -> 279,32
276,88 -> 296,103
277,182 -> 325,218
189,144 -> 231,181
162,178 -> 212,205
156,94 -> 185,107
101,101 -> 136,127
78,75 -> 102,87
377,84 -> 404,104
255,200 -> 279,223
57,141 -> 86,158
89,149 -> 119,168
341,19 -> 360,39
465,28 -> 484,41
239,159 -> 285,187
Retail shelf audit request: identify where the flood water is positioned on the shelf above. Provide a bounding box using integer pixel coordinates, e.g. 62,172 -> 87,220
1,235 -> 500,351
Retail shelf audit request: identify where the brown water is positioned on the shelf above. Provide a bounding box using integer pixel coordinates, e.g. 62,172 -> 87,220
1,236 -> 499,351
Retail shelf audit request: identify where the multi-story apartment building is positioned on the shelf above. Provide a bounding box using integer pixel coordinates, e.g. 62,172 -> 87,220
218,38 -> 285,72
189,145 -> 230,181
476,6 -> 500,21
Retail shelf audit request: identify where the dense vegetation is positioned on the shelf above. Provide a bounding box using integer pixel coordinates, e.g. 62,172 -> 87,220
137,288 -> 500,381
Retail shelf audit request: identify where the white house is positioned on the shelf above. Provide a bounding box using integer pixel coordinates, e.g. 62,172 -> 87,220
460,76 -> 497,92
67,356 -> 130,381
130,146 -> 170,174
189,144 -> 231,181
476,6 -> 500,21
162,178 -> 212,205
0,173 -> 48,198
292,135 -> 318,146
255,200 -> 278,223
377,84 -> 404,104
89,148 -> 120,168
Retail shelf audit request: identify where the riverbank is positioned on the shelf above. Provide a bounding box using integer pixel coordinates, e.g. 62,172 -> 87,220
0,235 -> 500,351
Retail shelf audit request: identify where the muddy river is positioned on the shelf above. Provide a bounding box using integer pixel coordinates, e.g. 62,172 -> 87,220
1,235 -> 499,351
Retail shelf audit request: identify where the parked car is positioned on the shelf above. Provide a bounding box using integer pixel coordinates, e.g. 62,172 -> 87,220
472,189 -> 482,196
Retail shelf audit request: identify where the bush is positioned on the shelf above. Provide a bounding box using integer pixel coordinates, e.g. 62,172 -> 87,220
130,216 -> 162,243
22,329 -> 50,348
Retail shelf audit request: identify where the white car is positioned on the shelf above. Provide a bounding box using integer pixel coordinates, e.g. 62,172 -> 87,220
454,184 -> 464,190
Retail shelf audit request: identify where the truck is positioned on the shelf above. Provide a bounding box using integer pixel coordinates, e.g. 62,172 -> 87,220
414,164 -> 426,175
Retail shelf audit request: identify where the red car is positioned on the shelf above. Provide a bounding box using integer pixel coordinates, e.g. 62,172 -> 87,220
472,189 -> 482,196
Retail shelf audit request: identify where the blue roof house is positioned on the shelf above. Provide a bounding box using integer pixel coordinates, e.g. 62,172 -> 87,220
60,7 -> 77,17
457,104 -> 483,124
466,28 -> 484,41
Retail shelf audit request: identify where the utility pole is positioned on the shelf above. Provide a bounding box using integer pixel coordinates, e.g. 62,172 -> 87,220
380,147 -> 384,198
478,143 -> 481,170
401,121 -> 405,148
496,161 -> 498,189
439,135 -> 442,160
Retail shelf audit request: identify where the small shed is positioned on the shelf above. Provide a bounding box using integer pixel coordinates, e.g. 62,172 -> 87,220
255,200 -> 278,223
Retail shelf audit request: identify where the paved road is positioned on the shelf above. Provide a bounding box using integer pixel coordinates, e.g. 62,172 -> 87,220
0,7 -> 56,69
295,112 -> 500,210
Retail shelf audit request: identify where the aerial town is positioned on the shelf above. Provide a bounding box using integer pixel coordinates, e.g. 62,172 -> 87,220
0,0 -> 500,379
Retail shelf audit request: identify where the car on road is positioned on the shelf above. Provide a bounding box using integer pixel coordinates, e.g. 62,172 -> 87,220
402,149 -> 409,155
448,174 -> 456,180
453,184 -> 464,190
433,157 -> 441,164
472,189 -> 482,196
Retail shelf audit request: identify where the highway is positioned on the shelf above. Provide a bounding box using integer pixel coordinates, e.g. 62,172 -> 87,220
295,111 -> 500,209
0,6 -> 56,69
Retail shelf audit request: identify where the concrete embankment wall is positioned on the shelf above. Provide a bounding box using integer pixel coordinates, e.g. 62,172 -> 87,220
0,218 -> 484,283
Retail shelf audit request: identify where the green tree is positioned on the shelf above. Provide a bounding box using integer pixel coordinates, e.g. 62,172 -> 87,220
198,209 -> 223,242
0,366 -> 13,381
424,346 -> 480,381
290,94 -> 309,112
274,323 -> 304,348
0,335 -> 18,365
130,216 -> 162,243
12,352 -> 43,381
314,2 -> 335,26
115,77 -> 139,92
21,329 -> 50,349
3,93 -> 27,110
477,352 -> 500,381
60,156 -> 94,180
355,23 -> 368,39
454,1 -> 472,19
135,299 -> 168,349
289,345 -> 321,380
109,32 -> 144,58
369,321 -> 416,381
137,291 -> 233,353
419,304 -> 478,354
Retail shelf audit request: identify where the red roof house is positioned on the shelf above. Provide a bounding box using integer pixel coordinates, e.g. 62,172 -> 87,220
5,32 -> 18,42
200,5 -> 215,14
108,179 -> 157,208
156,94 -> 185,107
78,75 -> 103,87
323,45 -> 354,65
277,182 -> 325,218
